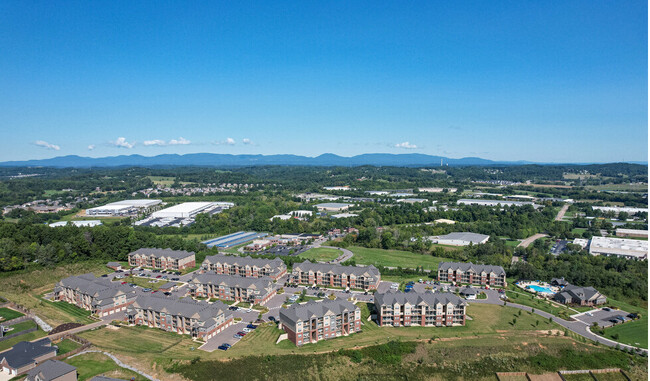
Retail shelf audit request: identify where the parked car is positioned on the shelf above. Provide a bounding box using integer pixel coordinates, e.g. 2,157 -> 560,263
218,345 -> 229,351
163,292 -> 172,296
268,316 -> 277,322
156,275 -> 162,278
229,306 -> 238,311
609,319 -> 619,324
121,281 -> 128,285
627,313 -> 639,319
143,288 -> 152,292
615,316 -> 626,322
602,307 -> 611,311
237,331 -> 247,336
233,334 -> 243,339
171,277 -> 179,281
243,328 -> 253,333
246,324 -> 257,329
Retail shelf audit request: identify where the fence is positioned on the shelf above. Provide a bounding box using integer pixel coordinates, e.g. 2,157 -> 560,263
497,369 -> 631,381
52,334 -> 92,360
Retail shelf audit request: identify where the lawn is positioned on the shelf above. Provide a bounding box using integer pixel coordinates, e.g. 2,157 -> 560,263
0,307 -> 24,322
348,246 -> 446,270
503,239 -> 521,247
56,338 -> 82,355
5,319 -> 37,335
0,328 -> 47,351
39,297 -> 95,324
601,298 -> 648,349
65,352 -> 149,381
592,371 -> 630,381
505,290 -> 574,319
298,247 -> 341,262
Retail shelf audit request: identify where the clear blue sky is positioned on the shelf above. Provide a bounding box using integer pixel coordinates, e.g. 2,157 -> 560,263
1,1 -> 647,163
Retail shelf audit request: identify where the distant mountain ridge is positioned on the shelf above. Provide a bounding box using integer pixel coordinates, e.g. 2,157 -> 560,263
0,153 -> 643,168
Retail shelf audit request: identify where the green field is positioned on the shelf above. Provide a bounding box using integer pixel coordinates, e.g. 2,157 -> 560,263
0,328 -> 47,351
348,246 -> 446,270
39,297 -> 95,324
5,319 -> 37,335
601,298 -> 648,349
147,176 -> 176,187
298,247 -> 342,262
65,352 -> 148,381
56,338 -> 82,355
503,239 -> 521,247
505,289 -> 574,319
0,307 -> 24,322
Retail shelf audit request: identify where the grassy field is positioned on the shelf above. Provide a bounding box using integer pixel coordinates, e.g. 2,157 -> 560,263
5,319 -> 37,335
503,239 -> 521,247
148,176 -> 176,187
65,352 -> 149,381
585,183 -> 649,192
505,289 -> 574,319
39,296 -> 95,324
0,261 -> 110,326
0,328 -> 47,351
56,338 -> 82,355
601,298 -> 648,349
298,247 -> 341,262
0,307 -> 24,321
348,246 -> 447,270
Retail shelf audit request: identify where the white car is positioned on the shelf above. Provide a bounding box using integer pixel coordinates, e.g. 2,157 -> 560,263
243,328 -> 253,333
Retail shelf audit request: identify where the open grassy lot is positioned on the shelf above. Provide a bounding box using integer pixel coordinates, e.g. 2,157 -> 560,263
563,373 -> 602,381
0,328 -> 47,351
593,371 -> 630,381
38,296 -> 95,324
505,289 -> 574,319
298,247 -> 341,262
65,352 -> 148,381
585,183 -> 649,192
0,307 -> 24,322
120,275 -> 180,291
5,319 -> 37,335
601,298 -> 648,349
56,338 -> 82,355
147,176 -> 176,187
348,246 -> 447,270
0,261 -> 110,326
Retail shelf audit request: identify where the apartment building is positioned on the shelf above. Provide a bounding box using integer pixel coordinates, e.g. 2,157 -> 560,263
437,262 -> 506,287
279,299 -> 361,346
201,254 -> 287,280
128,248 -> 196,271
54,273 -> 137,317
125,295 -> 233,340
374,291 -> 467,327
291,261 -> 380,290
188,273 -> 276,305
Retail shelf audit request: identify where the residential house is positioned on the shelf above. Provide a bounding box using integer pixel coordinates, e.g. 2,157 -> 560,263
188,274 -> 276,305
553,285 -> 607,306
201,254 -> 287,280
0,339 -> 58,377
374,291 -> 467,327
128,248 -> 196,271
291,261 -> 381,290
279,299 -> 360,346
437,262 -> 506,287
24,360 -> 77,381
54,274 -> 137,317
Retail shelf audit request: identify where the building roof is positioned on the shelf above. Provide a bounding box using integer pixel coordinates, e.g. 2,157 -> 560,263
279,299 -> 358,324
551,277 -> 570,286
190,273 -> 272,290
129,248 -> 195,260
25,360 -> 76,381
589,236 -> 648,259
375,291 -> 467,306
129,295 -> 230,325
292,261 -> 380,278
615,228 -> 648,236
436,232 -> 490,244
459,286 -> 478,295
202,254 -> 285,273
55,274 -> 136,306
315,202 -> 352,208
0,338 -> 56,369
438,262 -> 506,276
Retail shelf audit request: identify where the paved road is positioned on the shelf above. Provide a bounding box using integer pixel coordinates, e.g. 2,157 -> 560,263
555,204 -> 570,221
469,289 -> 647,354
517,233 -> 549,248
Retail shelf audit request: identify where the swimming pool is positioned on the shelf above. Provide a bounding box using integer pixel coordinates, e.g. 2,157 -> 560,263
526,285 -> 555,294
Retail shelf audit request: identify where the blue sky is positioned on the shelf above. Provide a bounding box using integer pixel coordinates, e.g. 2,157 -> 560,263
0,1 -> 647,163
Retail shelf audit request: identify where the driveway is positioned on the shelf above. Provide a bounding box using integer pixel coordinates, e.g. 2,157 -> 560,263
198,321 -> 249,352
573,308 -> 631,328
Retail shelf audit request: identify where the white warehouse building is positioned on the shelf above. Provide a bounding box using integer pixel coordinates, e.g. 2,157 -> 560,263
589,236 -> 648,260
428,232 -> 490,246
152,202 -> 232,219
86,199 -> 162,216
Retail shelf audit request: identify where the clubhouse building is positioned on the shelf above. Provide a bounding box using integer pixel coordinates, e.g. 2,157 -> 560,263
437,262 -> 506,287
374,291 -> 467,327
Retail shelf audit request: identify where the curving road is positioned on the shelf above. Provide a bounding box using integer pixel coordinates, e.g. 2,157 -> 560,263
469,290 -> 647,354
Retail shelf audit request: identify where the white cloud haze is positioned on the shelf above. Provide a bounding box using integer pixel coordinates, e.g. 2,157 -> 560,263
112,137 -> 135,149
87,144 -> 95,150
395,141 -> 417,149
34,140 -> 60,150
242,138 -> 252,145
144,137 -> 191,146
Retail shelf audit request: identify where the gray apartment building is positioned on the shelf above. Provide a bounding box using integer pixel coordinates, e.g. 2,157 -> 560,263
125,295 -> 233,340
188,273 -> 276,305
54,273 -> 137,317
201,254 -> 287,280
437,262 -> 506,287
128,248 -> 196,271
279,299 -> 361,346
291,261 -> 381,290
374,291 -> 467,327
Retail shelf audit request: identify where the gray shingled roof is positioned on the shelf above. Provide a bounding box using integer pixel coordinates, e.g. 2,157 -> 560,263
56,273 -> 137,304
190,273 -> 272,290
130,294 -> 230,323
557,285 -> 603,302
129,248 -> 195,259
203,254 -> 285,273
438,262 -> 505,276
437,232 -> 490,243
374,291 -> 467,307
25,360 -> 76,381
459,286 -> 478,295
0,338 -> 56,369
279,299 -> 358,324
292,261 -> 380,277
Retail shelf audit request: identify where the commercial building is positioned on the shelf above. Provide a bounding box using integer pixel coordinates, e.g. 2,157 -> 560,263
128,248 -> 196,270
201,254 -> 287,280
434,219 -> 456,225
54,273 -> 137,317
429,232 -> 490,246
86,199 -> 162,216
270,210 -> 313,221
397,198 -> 428,204
49,220 -> 102,228
331,213 -> 358,219
615,228 -> 648,238
553,285 -> 606,306
315,203 -> 353,212
438,262 -> 506,287
125,295 -> 233,340
374,291 -> 467,327
24,360 -> 77,381
588,236 -> 648,260
418,187 -> 457,193
0,339 -> 58,377
291,261 -> 381,290
323,186 -> 351,191
279,299 -> 361,346
151,202 -> 232,219
457,199 -> 538,208
188,273 -> 276,305
591,206 -> 648,215
202,231 -> 268,248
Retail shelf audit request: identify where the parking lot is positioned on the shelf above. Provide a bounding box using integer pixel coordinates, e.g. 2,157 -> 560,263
574,308 -> 632,328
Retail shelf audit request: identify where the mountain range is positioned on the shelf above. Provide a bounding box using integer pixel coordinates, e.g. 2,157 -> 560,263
0,153 -> 644,168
